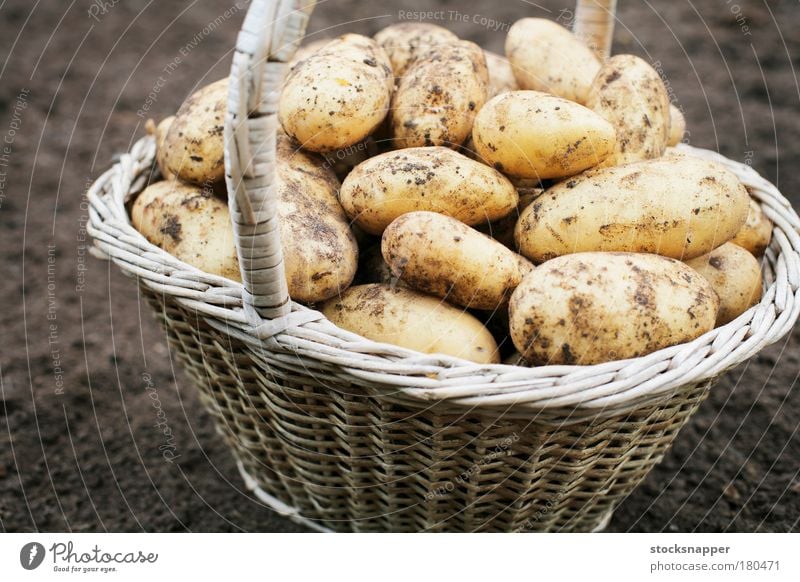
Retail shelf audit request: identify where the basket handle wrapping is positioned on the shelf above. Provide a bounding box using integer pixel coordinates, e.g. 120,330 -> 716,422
225,0 -> 313,323
225,0 -> 617,324
573,0 -> 617,60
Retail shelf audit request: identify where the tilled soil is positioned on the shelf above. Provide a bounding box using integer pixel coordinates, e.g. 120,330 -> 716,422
1,0 -> 798,532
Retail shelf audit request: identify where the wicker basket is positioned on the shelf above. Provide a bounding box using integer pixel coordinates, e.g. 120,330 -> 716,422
87,0 -> 800,532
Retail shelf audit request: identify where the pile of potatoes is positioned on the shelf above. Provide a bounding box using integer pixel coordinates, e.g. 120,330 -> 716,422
132,18 -> 771,366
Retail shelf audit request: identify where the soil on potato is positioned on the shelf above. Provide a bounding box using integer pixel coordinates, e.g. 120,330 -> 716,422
1,0 -> 798,532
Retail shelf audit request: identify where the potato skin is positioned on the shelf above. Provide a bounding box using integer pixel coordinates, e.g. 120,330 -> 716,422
374,22 -> 458,78
162,79 -> 227,185
279,34 -> 393,152
505,18 -> 600,104
685,243 -> 763,326
152,116 -> 175,180
515,157 -> 750,262
484,51 -> 518,98
382,211 -> 533,310
276,136 -> 358,303
472,91 -> 616,179
339,146 -> 518,234
321,284 -> 500,364
668,104 -> 687,146
131,181 -> 240,281
509,252 -> 719,365
391,40 -> 488,149
586,55 -> 671,166
731,197 -> 772,256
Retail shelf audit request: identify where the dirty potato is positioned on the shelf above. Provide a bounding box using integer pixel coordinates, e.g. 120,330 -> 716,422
374,22 -> 458,78
279,34 -> 393,152
509,252 -> 719,365
276,135 -> 358,303
668,104 -> 686,146
321,284 -> 500,364
505,18 -> 600,104
685,243 -> 763,326
339,146 -> 518,234
161,78 -> 227,185
147,116 -> 176,180
391,40 -> 489,149
586,55 -> 671,166
731,197 -> 772,256
515,156 -> 750,262
472,91 -> 616,179
382,211 -> 533,310
485,50 -> 519,98
131,181 -> 240,281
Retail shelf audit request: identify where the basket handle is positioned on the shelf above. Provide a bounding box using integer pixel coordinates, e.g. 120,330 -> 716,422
225,0 -> 617,324
225,0 -> 312,322
573,0 -> 617,60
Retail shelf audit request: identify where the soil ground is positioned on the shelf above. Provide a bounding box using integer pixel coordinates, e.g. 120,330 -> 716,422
1,0 -> 799,532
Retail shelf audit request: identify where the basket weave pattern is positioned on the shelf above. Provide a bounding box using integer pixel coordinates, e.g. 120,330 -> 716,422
144,288 -> 712,532
87,0 -> 800,532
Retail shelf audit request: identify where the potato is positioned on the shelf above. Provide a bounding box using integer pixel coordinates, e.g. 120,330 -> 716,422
505,18 -> 600,104
146,116 -> 176,180
374,22 -> 458,78
509,252 -> 719,365
382,211 -> 533,310
339,146 -> 518,234
586,55 -> 671,166
279,34 -> 393,152
131,181 -> 240,281
391,40 -> 488,149
161,78 -> 227,185
276,135 -> 358,303
321,284 -> 499,364
472,91 -> 616,179
731,197 -> 772,256
485,51 -> 518,98
668,104 -> 686,146
685,243 -> 763,326
515,156 -> 750,262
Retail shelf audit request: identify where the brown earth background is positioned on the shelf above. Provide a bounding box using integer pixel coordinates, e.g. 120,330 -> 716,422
1,0 -> 799,532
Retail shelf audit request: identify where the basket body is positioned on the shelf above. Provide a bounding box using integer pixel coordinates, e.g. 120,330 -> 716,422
144,286 -> 712,532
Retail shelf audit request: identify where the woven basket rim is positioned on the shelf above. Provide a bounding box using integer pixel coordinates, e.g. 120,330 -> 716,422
86,137 -> 800,413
